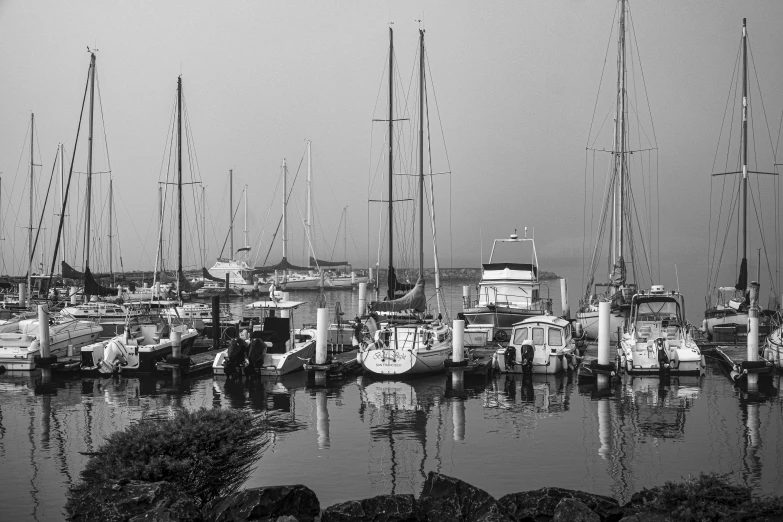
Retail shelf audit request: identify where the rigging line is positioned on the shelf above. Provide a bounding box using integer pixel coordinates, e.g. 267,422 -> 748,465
585,0 -> 620,148
95,69 -> 113,175
747,177 -> 777,297
709,45 -> 742,284
252,171 -> 282,266
31,148 -> 60,270
582,148 -> 588,293
712,179 -> 741,292
626,4 -> 657,145
3,119 -> 30,274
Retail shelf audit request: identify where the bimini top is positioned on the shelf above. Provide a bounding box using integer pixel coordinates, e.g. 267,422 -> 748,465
245,300 -> 305,310
512,315 -> 569,328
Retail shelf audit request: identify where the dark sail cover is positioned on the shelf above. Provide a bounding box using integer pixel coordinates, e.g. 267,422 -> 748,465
387,266 -> 415,300
85,268 -> 116,297
371,277 -> 426,313
736,257 -> 748,292
251,257 -> 311,274
202,267 -> 224,282
308,256 -> 348,268
62,261 -> 110,280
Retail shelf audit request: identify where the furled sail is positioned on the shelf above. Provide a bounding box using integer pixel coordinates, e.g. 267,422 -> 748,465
202,267 -> 224,282
609,257 -> 626,286
251,257 -> 311,274
308,256 -> 347,268
371,277 -> 426,313
387,266 -> 415,300
736,258 -> 748,292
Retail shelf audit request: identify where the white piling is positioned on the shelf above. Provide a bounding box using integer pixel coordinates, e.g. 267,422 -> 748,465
351,271 -> 356,286
358,283 -> 367,316
453,319 -> 465,363
462,285 -> 471,308
748,282 -> 760,387
560,279 -> 570,319
117,285 -> 122,297
19,283 -> 26,307
452,400 -> 465,442
171,331 -> 182,358
747,403 -> 760,446
316,389 -> 330,449
38,305 -> 51,359
281,292 -> 291,318
369,267 -> 374,284
154,281 -> 160,299
70,286 -> 78,305
316,307 -> 329,365
598,301 -> 611,365
67,344 -> 74,357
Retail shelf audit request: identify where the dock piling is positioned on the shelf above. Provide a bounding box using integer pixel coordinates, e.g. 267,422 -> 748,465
358,283 -> 367,316
453,319 -> 465,363
316,307 -> 328,365
19,283 -> 26,307
70,286 -> 78,305
597,301 -> 611,388
747,282 -> 760,388
211,295 -> 220,349
560,279 -> 570,319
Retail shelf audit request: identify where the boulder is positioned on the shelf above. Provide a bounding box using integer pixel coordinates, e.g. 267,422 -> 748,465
416,472 -> 516,522
66,479 -> 201,522
552,498 -> 600,522
202,485 -> 319,522
320,494 -> 416,522
617,514 -> 672,522
499,487 -> 622,522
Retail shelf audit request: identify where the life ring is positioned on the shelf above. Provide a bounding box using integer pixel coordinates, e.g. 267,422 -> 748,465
494,330 -> 509,342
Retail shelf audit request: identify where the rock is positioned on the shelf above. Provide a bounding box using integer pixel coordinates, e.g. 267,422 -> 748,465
202,485 -> 319,522
499,487 -> 622,522
416,472 -> 515,522
273,517 -> 300,522
66,479 -> 201,522
552,498 -> 600,522
618,513 -> 672,522
320,494 -> 416,522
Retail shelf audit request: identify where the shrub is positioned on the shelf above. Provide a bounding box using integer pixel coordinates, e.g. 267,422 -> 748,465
78,408 -> 267,506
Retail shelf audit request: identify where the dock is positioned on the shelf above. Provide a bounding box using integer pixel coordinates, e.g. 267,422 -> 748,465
156,338 -> 224,377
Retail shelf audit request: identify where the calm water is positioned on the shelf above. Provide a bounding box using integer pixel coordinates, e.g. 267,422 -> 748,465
2,277 -> 783,521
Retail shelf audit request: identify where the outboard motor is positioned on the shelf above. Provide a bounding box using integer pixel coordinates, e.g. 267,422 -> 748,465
503,345 -> 516,371
245,338 -> 267,376
656,337 -> 670,372
224,338 -> 246,378
520,340 -> 535,374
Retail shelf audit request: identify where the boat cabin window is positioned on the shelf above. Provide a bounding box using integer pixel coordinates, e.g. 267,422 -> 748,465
635,301 -> 679,323
547,327 -> 563,346
512,327 -> 528,345
532,327 -> 545,345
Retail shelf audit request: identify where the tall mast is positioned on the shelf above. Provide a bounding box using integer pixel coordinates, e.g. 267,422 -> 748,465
307,140 -> 313,264
387,27 -> 395,294
28,112 -> 34,291
344,206 -> 348,264
201,186 -> 206,266
177,76 -> 183,297
157,185 -> 163,270
741,18 -> 748,273
108,178 -> 113,283
59,144 -> 65,271
229,169 -> 233,258
243,185 -> 248,249
282,159 -> 288,260
85,52 -> 96,272
418,30 -> 425,278
611,0 -> 627,280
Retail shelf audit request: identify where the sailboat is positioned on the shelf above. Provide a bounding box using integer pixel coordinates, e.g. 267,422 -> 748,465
703,18 -> 777,342
358,28 -> 452,376
576,0 -> 657,340
319,207 -> 371,288
81,76 -> 198,374
207,170 -> 257,293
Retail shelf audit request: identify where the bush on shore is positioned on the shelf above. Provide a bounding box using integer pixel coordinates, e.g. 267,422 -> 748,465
75,408 -> 267,506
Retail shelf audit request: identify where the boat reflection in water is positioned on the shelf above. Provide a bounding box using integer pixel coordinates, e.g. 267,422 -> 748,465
484,373 -> 573,416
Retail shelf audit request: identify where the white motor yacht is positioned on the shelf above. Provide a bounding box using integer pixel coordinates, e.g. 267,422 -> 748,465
212,300 -> 316,376
495,315 -> 579,374
617,286 -> 705,375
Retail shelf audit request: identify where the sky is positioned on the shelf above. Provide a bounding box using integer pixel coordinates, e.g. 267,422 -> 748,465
1,0 -> 783,306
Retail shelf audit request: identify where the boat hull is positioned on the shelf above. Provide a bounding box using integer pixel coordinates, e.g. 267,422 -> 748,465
575,308 -> 625,341
462,306 -> 548,342
618,341 -> 705,376
359,344 -> 452,376
0,321 -> 103,371
212,340 -> 317,376
328,276 -> 370,288
81,331 -> 197,374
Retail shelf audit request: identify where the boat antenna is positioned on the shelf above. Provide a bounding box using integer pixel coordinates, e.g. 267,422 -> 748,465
675,263 -> 680,293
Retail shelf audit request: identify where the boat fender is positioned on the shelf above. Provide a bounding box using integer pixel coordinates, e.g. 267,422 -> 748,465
700,319 -> 708,333
740,360 -> 768,371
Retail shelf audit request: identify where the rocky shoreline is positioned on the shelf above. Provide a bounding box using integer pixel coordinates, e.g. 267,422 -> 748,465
67,471 -> 783,521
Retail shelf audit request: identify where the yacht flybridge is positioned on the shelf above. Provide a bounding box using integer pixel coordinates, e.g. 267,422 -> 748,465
617,286 -> 705,375
462,230 -> 552,342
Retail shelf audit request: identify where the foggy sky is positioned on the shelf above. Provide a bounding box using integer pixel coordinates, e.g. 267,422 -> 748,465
1,0 -> 782,292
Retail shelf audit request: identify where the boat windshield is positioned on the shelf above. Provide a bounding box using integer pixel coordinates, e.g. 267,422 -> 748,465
635,300 -> 679,322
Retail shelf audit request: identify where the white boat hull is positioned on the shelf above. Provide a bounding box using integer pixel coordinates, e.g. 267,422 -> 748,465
576,308 -> 625,341
618,340 -> 705,375
212,340 -> 316,376
0,321 -> 102,371
359,344 -> 452,375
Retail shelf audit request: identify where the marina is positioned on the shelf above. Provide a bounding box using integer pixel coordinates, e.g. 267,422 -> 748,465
1,0 -> 783,519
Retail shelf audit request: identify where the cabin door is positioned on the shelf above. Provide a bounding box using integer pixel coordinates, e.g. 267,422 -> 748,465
531,327 -> 548,365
